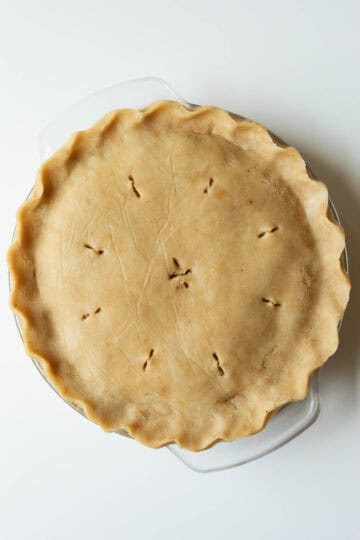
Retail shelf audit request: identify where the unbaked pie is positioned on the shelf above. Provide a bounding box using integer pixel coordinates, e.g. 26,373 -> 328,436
8,101 -> 350,450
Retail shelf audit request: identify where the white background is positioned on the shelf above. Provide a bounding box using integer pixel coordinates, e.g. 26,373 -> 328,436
1,1 -> 359,538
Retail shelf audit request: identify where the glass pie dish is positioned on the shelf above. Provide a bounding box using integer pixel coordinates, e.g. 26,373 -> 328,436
11,77 -> 349,473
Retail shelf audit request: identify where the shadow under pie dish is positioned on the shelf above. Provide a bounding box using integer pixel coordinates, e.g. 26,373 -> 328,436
8,100 -> 350,451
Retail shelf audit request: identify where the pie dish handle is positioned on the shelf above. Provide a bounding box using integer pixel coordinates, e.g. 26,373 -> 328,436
38,77 -> 191,160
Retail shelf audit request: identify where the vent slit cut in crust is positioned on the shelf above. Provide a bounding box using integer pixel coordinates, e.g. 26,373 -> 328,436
203,177 -> 214,194
257,226 -> 279,238
212,353 -> 225,376
128,175 -> 141,198
143,348 -> 155,371
262,297 -> 282,308
8,100 -> 350,451
84,243 -> 104,255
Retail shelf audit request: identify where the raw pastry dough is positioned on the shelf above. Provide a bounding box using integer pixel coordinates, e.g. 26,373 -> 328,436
8,101 -> 350,450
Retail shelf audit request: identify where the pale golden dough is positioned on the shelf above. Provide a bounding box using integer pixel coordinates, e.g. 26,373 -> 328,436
8,101 -> 350,450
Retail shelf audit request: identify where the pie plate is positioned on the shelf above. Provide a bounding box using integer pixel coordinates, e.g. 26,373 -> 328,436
12,77 -> 348,472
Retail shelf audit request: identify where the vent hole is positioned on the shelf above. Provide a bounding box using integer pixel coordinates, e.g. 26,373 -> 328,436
84,244 -> 104,255
262,297 -> 281,307
204,177 -> 215,194
128,175 -> 141,198
257,226 -> 279,238
212,353 -> 224,376
169,268 -> 192,280
143,349 -> 155,371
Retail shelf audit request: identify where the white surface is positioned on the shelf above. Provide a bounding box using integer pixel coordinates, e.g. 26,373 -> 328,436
0,1 -> 359,538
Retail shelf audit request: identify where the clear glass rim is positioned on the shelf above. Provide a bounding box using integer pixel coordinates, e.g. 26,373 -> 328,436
169,373 -> 320,473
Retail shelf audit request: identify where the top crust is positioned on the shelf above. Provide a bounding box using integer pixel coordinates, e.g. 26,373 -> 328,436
8,101 -> 350,450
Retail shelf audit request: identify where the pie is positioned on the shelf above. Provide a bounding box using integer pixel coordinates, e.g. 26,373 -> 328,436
8,101 -> 350,451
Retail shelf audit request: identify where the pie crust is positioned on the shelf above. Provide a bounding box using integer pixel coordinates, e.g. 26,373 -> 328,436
8,101 -> 350,450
